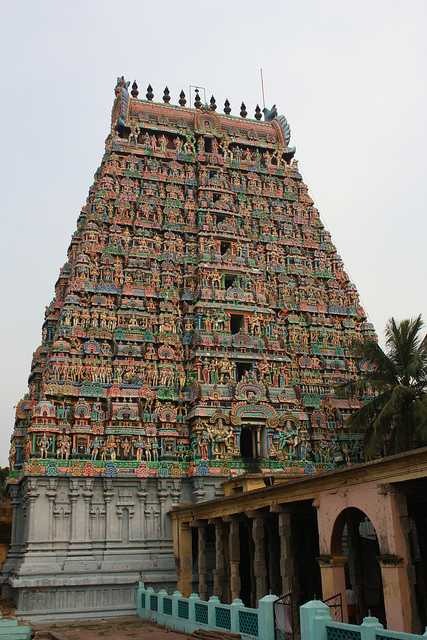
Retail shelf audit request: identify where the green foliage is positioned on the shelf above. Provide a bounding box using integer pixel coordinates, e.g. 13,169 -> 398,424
342,315 -> 427,458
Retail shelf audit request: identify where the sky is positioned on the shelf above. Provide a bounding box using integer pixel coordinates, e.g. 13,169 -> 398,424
0,1 -> 426,465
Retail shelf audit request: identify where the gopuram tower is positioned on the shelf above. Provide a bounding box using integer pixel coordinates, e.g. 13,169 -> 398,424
3,77 -> 375,620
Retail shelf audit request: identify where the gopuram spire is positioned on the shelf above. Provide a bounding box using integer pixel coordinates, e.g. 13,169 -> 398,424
5,76 -> 375,619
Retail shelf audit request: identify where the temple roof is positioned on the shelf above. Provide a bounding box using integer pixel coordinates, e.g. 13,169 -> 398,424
112,76 -> 294,151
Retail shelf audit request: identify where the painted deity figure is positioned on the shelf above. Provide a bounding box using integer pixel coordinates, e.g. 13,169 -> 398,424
38,434 -> 51,459
91,437 -> 103,460
135,436 -> 145,461
56,434 -> 71,460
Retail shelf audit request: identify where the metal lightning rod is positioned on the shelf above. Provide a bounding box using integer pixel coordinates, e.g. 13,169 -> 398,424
260,68 -> 266,109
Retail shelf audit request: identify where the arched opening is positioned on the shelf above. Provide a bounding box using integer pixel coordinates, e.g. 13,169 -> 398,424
331,507 -> 385,624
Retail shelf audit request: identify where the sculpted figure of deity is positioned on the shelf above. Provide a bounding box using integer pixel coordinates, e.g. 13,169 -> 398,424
38,433 -> 51,459
198,429 -> 209,460
56,434 -> 71,460
106,435 -> 117,461
24,436 -> 32,461
121,437 -> 132,459
135,436 -> 145,461
151,438 -> 159,462
8,441 -> 16,470
91,437 -> 103,460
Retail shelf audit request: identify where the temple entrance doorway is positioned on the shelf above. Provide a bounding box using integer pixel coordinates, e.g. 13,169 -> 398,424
240,427 -> 255,460
331,507 -> 385,624
239,421 -> 267,462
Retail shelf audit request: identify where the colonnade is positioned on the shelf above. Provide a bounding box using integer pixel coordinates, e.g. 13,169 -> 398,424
173,479 -> 421,632
176,506 -> 298,609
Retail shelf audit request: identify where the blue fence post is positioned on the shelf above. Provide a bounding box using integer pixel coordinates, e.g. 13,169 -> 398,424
259,594 -> 278,640
360,615 -> 384,640
172,590 -> 182,631
300,600 -> 331,640
230,598 -> 244,634
188,592 -> 200,634
145,586 -> 155,622
136,581 -> 145,617
208,595 -> 221,628
157,588 -> 167,626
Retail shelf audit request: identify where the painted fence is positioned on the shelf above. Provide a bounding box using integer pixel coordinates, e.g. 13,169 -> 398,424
300,600 -> 427,640
136,581 -> 277,639
0,613 -> 31,639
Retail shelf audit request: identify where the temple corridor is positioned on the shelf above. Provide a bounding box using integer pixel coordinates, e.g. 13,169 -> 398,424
170,448 -> 427,633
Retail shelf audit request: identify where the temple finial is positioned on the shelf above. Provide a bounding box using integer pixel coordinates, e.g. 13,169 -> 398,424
194,90 -> 202,109
209,95 -> 217,111
146,84 -> 154,101
163,87 -> 171,103
224,99 -> 231,115
179,90 -> 186,107
254,104 -> 262,120
131,81 -> 139,98
240,102 -> 247,118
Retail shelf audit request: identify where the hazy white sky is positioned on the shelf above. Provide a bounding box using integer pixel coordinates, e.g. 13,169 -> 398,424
0,1 -> 426,465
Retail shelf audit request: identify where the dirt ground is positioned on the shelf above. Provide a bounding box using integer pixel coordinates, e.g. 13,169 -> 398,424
32,616 -> 190,640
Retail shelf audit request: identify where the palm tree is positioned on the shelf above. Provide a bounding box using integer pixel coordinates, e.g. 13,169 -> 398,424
342,315 -> 427,458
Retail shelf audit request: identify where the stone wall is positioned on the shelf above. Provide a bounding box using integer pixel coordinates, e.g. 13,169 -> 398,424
1,475 -> 222,621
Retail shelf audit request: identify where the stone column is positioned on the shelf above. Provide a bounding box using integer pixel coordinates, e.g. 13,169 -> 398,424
212,519 -> 225,599
177,521 -> 193,597
248,511 -> 268,603
227,517 -> 241,601
378,555 -> 413,632
274,506 -> 296,595
191,521 -> 208,601
318,555 -> 348,622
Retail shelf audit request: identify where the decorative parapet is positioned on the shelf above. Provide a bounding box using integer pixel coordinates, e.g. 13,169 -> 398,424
136,581 -> 277,640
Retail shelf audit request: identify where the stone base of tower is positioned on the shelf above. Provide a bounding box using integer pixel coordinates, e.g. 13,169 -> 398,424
1,474 -> 222,621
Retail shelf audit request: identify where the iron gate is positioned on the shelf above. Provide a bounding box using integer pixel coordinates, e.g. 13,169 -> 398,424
274,592 -> 295,640
323,593 -> 343,621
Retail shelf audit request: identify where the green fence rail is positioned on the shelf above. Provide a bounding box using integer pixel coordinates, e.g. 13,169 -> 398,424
300,600 -> 427,640
136,582 -> 277,639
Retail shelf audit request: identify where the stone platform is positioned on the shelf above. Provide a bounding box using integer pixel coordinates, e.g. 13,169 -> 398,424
1,475 -> 221,621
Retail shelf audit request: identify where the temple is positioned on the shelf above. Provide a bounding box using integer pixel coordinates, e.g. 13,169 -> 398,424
2,77 -> 375,620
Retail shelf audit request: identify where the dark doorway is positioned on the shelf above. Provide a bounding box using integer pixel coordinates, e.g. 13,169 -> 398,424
230,314 -> 244,334
239,519 -> 255,606
401,479 -> 427,631
204,137 -> 212,153
224,274 -> 236,289
240,427 -> 255,460
220,241 -> 231,256
293,502 -> 322,606
236,361 -> 252,381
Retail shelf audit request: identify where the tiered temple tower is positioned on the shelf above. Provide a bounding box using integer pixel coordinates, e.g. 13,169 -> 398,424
3,77 -> 375,620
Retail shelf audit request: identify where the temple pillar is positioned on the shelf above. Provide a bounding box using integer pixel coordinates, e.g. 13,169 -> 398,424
274,506 -> 296,595
318,555 -> 348,622
191,521 -> 208,600
248,511 -> 268,603
227,517 -> 241,601
379,555 -> 413,632
177,521 -> 193,597
212,519 -> 225,599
